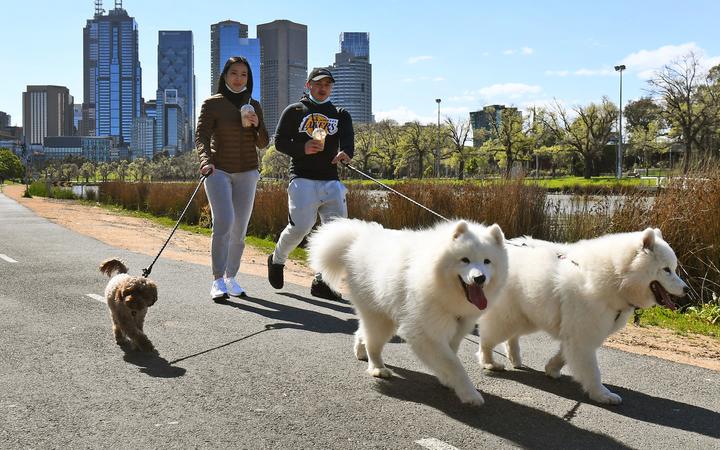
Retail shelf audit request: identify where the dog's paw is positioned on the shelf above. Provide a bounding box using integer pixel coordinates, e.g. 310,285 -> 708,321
589,387 -> 622,405
544,364 -> 562,379
354,342 -> 368,361
457,389 -> 485,406
482,361 -> 505,371
368,367 -> 393,378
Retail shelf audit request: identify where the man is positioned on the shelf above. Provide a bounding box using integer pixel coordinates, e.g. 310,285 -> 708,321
267,68 -> 354,301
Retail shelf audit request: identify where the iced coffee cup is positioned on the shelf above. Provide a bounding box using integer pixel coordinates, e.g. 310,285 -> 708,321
240,104 -> 256,128
312,128 -> 327,150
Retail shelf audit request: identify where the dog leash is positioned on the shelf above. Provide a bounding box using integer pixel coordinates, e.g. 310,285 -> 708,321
341,162 -> 450,222
142,174 -> 208,278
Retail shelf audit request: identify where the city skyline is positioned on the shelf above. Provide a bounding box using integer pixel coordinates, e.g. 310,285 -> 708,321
2,0 -> 720,128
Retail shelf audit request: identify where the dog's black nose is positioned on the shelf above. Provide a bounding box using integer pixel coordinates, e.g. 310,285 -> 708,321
474,275 -> 486,285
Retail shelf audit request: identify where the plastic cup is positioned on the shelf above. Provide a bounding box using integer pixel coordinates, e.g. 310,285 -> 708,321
312,128 -> 327,149
240,104 -> 256,127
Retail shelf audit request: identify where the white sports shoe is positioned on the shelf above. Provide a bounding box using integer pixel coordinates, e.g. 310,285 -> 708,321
210,278 -> 228,301
225,277 -> 247,298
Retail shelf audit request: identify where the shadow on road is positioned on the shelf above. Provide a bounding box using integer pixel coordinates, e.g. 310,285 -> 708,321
217,294 -> 357,335
121,344 -> 186,378
374,365 -> 630,449
487,367 -> 720,439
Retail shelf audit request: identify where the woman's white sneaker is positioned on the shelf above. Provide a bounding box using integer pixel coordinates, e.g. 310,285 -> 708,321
211,278 -> 229,302
225,277 -> 247,298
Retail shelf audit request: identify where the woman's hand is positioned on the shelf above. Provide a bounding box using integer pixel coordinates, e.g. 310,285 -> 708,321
247,113 -> 259,128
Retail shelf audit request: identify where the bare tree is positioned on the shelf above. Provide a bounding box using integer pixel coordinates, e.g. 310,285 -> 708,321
544,98 -> 618,179
444,116 -> 474,179
648,52 -> 719,173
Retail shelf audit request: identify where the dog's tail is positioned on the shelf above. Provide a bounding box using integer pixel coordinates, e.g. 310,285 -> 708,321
99,258 -> 129,277
307,218 -> 380,291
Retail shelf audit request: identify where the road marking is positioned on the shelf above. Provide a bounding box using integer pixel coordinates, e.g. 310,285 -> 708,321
415,438 -> 461,450
0,254 -> 17,263
86,294 -> 106,303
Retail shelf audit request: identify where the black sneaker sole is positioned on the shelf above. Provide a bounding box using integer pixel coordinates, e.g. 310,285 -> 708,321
212,293 -> 229,303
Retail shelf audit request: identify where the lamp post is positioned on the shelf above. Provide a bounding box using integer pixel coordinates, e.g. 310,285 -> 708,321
614,64 -> 626,179
435,98 -> 441,177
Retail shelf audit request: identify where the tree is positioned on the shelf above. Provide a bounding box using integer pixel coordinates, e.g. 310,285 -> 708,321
0,148 -> 24,183
97,163 -> 111,182
130,157 -> 150,182
399,121 -> 435,178
444,117 -> 474,179
648,52 -> 720,173
544,98 -> 618,178
260,145 -> 290,179
80,161 -> 96,183
116,160 -> 129,181
352,123 -> 379,174
374,119 -> 403,178
624,97 -> 665,131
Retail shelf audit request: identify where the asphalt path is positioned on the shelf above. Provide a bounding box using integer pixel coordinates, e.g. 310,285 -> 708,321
1,192 -> 719,449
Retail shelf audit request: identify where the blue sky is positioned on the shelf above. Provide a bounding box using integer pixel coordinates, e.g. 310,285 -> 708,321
2,0 -> 719,127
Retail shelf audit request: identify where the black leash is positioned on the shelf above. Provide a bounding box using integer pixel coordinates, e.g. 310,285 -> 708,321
341,162 -> 449,222
142,175 -> 207,278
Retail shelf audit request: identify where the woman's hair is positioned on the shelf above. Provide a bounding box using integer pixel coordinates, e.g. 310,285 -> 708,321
217,56 -> 253,95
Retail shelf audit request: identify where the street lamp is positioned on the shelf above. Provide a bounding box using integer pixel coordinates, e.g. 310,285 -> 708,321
614,64 -> 626,179
435,98 -> 441,177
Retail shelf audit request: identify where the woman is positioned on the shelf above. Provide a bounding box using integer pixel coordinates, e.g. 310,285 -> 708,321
196,56 -> 269,301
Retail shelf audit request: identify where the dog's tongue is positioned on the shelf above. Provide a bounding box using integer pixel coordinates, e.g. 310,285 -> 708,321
650,281 -> 677,310
468,284 -> 488,310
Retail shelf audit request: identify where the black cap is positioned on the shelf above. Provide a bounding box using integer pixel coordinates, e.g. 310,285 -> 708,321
307,68 -> 335,83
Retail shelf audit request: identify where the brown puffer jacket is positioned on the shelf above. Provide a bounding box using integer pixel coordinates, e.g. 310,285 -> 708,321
195,94 -> 270,173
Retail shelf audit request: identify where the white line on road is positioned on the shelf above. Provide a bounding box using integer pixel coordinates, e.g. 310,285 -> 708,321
415,438 -> 461,450
86,294 -> 106,303
0,254 -> 18,263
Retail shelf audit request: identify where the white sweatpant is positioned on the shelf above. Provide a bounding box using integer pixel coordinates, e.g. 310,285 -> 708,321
204,168 -> 260,278
272,178 -> 347,265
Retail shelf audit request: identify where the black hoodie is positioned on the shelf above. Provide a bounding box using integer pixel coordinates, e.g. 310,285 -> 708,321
274,94 -> 354,181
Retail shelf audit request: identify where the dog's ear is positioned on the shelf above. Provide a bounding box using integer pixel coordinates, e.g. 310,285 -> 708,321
452,221 -> 468,240
487,223 -> 505,246
642,228 -> 656,251
653,228 -> 663,240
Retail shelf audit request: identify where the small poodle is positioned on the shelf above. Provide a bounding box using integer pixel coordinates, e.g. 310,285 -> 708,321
99,258 -> 158,353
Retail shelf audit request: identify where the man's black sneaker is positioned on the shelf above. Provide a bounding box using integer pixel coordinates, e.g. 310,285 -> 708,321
311,276 -> 343,301
267,254 -> 284,289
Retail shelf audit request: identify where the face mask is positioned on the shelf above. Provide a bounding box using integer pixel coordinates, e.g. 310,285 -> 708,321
308,93 -> 330,104
225,83 -> 247,94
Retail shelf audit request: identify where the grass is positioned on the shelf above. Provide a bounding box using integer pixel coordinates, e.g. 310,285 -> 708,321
634,306 -> 720,338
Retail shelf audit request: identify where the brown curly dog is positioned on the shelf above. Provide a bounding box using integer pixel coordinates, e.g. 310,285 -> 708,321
99,258 -> 158,353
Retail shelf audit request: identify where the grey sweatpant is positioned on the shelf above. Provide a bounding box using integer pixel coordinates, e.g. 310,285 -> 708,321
204,168 -> 260,278
272,178 -> 347,265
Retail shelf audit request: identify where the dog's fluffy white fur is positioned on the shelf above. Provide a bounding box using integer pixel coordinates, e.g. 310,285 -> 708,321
308,218 -> 508,405
477,228 -> 688,404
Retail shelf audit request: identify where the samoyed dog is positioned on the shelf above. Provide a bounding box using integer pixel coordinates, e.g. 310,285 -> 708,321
308,218 -> 508,406
477,228 -> 688,405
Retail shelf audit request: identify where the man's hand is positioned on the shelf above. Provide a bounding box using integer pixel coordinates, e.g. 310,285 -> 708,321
304,139 -> 324,154
332,151 -> 351,165
247,113 -> 259,128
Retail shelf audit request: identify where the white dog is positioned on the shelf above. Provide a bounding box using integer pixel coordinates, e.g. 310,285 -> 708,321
477,228 -> 688,404
308,218 -> 508,406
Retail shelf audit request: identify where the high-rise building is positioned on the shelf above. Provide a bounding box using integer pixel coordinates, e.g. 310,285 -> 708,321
22,85 -> 74,145
82,1 -> 142,144
210,21 -> 261,103
327,32 -> 372,124
157,30 -> 194,152
73,104 -> 82,135
469,105 -> 521,147
0,111 -> 10,128
257,20 -> 307,133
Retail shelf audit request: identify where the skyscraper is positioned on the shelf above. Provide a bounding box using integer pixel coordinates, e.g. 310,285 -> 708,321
257,20 -> 307,133
327,32 -> 372,124
22,85 -> 74,145
82,1 -> 142,144
210,21 -> 261,102
157,30 -> 195,153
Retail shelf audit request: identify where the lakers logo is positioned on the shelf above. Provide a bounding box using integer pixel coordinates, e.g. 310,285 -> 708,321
299,113 -> 339,137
